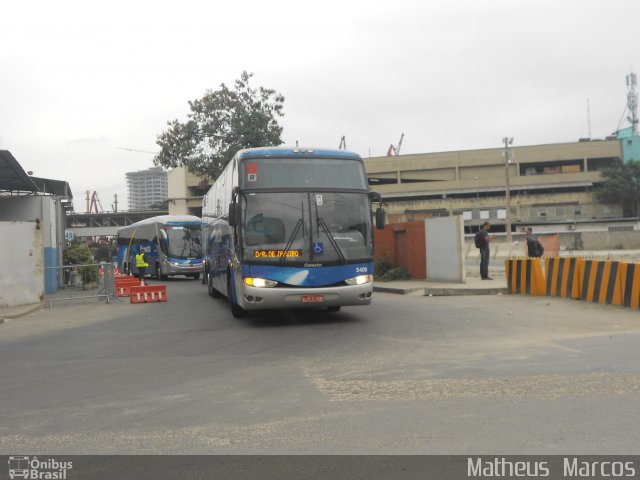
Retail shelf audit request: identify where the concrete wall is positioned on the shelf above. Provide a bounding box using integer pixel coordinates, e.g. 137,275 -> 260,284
425,216 -> 465,283
0,221 -> 44,306
0,196 -> 65,295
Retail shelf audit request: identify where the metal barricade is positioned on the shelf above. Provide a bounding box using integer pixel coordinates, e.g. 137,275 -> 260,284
44,262 -> 119,307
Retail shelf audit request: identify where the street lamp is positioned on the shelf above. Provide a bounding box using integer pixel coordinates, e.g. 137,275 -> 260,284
502,137 -> 514,243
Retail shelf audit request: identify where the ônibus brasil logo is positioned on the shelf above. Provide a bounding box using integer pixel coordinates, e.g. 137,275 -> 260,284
8,456 -> 73,479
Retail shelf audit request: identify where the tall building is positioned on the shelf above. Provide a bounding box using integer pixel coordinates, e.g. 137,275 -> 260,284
167,166 -> 211,217
126,166 -> 168,211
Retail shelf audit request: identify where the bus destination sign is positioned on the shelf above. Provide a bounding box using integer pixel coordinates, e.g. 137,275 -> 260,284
254,249 -> 302,258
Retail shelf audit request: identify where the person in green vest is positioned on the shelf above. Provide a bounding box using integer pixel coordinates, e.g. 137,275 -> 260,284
135,251 -> 149,283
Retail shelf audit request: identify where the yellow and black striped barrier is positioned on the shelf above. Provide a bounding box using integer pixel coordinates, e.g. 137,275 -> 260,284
507,256 -> 640,310
579,259 -> 624,306
545,257 -> 582,300
619,262 -> 640,309
505,258 -> 545,296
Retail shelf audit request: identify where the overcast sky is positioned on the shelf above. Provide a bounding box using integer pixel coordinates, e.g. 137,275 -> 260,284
1,0 -> 638,212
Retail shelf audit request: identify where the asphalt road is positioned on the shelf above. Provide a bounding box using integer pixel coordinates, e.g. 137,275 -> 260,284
1,278 -> 639,454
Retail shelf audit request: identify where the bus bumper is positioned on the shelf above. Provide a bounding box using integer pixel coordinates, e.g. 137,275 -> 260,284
237,283 -> 373,310
167,264 -> 202,276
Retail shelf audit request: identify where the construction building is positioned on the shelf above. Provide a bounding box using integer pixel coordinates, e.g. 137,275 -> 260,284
125,166 -> 168,211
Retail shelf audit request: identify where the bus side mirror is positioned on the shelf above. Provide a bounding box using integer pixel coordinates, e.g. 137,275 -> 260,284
228,202 -> 241,227
375,207 -> 386,230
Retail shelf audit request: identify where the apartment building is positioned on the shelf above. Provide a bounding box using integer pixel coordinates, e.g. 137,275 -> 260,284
126,166 -> 168,211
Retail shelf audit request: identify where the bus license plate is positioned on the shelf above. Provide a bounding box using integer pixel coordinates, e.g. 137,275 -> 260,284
301,294 -> 324,303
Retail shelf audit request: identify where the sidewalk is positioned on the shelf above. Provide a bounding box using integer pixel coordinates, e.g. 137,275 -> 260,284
374,275 -> 508,296
0,303 -> 43,323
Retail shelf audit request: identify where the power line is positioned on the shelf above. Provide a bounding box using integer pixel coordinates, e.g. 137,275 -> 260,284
117,147 -> 158,154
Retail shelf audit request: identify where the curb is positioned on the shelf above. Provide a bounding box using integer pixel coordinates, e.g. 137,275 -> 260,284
373,286 -> 426,295
424,287 -> 508,296
373,285 -> 508,296
0,303 -> 44,323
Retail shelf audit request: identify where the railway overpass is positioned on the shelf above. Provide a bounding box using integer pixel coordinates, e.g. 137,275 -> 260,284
66,210 -> 168,239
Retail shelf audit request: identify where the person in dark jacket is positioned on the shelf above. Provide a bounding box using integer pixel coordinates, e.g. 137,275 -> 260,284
479,222 -> 494,280
525,227 -> 544,258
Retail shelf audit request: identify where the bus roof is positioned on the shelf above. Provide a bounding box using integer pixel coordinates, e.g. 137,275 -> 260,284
118,215 -> 201,231
236,147 -> 361,161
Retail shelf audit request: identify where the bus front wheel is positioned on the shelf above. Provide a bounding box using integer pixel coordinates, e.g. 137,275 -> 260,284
227,277 -> 246,318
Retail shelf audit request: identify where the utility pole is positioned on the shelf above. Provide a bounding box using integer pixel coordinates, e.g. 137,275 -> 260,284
503,137 -> 514,243
627,72 -> 638,136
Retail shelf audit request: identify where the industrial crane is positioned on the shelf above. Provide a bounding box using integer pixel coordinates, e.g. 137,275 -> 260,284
387,133 -> 404,156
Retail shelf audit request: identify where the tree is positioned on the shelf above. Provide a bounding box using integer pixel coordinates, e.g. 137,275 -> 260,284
154,71 -> 285,180
65,243 -> 93,264
595,160 -> 640,217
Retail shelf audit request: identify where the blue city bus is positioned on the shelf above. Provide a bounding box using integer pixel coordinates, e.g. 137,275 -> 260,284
117,215 -> 203,280
202,147 -> 384,317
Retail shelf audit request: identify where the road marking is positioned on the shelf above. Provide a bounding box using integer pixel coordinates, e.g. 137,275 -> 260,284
312,372 -> 640,401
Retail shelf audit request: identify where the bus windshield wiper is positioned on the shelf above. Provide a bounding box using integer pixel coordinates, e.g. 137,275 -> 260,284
278,218 -> 303,264
278,202 -> 306,264
316,216 -> 346,264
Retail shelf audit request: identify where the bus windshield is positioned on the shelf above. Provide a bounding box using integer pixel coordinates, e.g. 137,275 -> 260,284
240,157 -> 368,189
162,224 -> 202,259
241,192 -> 372,263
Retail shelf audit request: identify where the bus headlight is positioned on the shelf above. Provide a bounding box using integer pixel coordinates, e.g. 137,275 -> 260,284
345,274 -> 373,285
244,277 -> 278,288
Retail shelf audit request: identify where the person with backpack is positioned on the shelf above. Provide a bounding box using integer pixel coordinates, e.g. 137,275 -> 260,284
525,227 -> 544,258
475,222 -> 494,280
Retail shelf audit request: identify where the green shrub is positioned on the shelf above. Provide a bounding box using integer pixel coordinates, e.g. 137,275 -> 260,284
380,266 -> 412,281
65,243 -> 92,265
375,256 -> 394,278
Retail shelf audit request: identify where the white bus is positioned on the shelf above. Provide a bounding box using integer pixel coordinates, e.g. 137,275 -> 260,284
117,215 -> 203,279
202,146 -> 384,317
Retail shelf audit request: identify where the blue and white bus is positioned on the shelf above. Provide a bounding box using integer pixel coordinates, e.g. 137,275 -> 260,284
202,147 -> 384,317
117,215 -> 203,280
